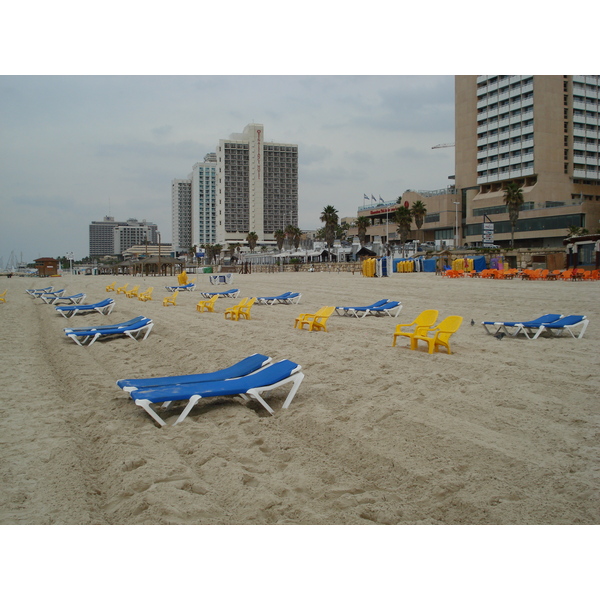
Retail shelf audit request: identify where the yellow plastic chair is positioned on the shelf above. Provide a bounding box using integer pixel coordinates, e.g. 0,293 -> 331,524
106,281 -> 116,292
392,309 -> 439,347
163,290 -> 179,306
224,297 -> 255,321
410,315 -> 463,354
125,285 -> 140,298
237,297 -> 256,320
177,272 -> 188,285
295,306 -> 335,332
196,295 -> 218,313
116,283 -> 129,294
138,287 -> 154,302
0,289 -> 7,303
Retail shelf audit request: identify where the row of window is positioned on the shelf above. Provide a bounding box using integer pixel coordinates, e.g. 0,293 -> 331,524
466,213 -> 583,236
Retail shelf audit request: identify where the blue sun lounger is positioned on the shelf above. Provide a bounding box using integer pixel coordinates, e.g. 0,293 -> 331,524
256,292 -> 302,305
164,282 -> 196,292
528,315 -> 589,340
482,313 -> 563,337
39,289 -> 66,302
335,299 -> 389,316
55,298 -> 115,318
199,288 -> 240,299
347,300 -> 402,318
117,353 -> 272,393
42,292 -> 86,305
26,286 -> 54,297
64,317 -> 153,346
129,359 -> 304,426
66,315 -> 148,334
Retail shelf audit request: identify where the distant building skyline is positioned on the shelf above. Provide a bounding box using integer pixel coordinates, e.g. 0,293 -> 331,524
171,123 -> 298,252
89,216 -> 159,257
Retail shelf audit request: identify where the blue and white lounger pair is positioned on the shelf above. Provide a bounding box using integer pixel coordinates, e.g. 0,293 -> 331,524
42,292 -> 86,305
164,282 -> 196,292
56,298 -> 115,318
256,292 -> 302,305
482,313 -> 562,337
65,316 -> 153,346
335,299 -> 389,316
39,289 -> 65,302
26,286 -> 53,297
117,354 -> 304,426
482,314 -> 588,339
341,300 -> 402,318
199,288 -> 240,299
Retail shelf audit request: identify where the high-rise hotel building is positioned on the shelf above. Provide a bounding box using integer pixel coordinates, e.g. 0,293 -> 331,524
216,123 -> 298,245
191,153 -> 217,248
171,178 -> 192,252
455,75 -> 600,247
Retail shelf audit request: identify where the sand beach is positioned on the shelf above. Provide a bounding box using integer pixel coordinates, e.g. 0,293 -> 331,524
0,269 -> 598,526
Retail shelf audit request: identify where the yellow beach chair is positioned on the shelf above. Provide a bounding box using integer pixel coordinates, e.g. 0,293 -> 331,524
410,315 -> 463,354
125,285 -> 140,298
0,289 -> 7,303
196,295 -> 218,313
138,287 -> 154,302
294,306 -> 335,332
392,309 -> 439,347
116,283 -> 129,294
224,297 -> 255,321
106,281 -> 116,292
163,290 -> 179,306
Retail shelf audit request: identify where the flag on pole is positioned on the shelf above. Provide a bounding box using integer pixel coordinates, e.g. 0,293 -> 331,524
379,196 -> 384,203
363,194 -> 369,201
371,194 -> 376,202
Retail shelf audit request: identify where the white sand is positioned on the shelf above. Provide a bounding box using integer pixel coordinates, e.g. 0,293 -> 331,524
0,270 -> 598,525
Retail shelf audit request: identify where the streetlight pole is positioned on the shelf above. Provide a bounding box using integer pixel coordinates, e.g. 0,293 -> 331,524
453,201 -> 460,249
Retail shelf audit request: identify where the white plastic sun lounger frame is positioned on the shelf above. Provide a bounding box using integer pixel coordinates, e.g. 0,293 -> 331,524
65,319 -> 154,346
42,292 -> 86,305
56,298 -> 115,318
529,315 -> 589,340
347,301 -> 403,318
135,364 -> 304,427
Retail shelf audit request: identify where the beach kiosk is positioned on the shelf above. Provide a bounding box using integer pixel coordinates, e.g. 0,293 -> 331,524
34,257 -> 59,277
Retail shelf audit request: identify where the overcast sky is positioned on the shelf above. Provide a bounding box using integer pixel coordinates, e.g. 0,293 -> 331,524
0,3 -> 579,266
0,75 -> 455,264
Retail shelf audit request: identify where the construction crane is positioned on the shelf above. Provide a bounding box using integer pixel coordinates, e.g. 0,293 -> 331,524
432,143 -> 455,149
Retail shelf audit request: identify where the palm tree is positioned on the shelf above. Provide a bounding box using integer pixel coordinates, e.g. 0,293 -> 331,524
246,231 -> 258,252
394,205 -> 413,257
274,229 -> 286,252
284,223 -> 296,249
355,216 -> 370,247
212,244 -> 222,264
320,205 -> 339,258
503,182 -> 524,247
291,226 -> 302,251
411,200 -> 427,242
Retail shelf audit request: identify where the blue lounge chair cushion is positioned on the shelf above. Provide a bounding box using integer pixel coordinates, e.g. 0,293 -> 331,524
65,316 -> 148,333
530,315 -> 589,339
130,359 -> 300,404
482,314 -> 563,336
65,318 -> 153,346
117,353 -> 272,391
335,299 -> 389,315
131,359 -> 305,426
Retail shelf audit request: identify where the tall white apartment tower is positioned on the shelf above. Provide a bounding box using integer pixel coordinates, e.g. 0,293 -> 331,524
216,123 -> 298,245
191,154 -> 218,248
171,178 -> 192,253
